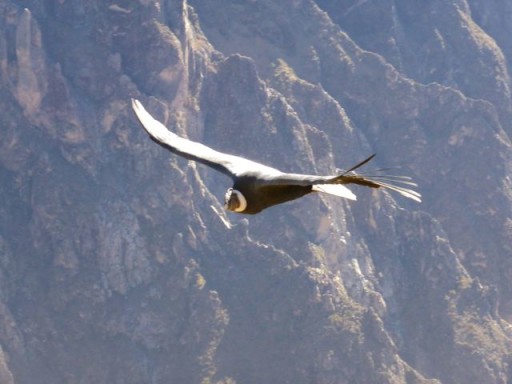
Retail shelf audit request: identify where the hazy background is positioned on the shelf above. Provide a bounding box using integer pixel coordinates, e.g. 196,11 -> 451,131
0,1 -> 511,383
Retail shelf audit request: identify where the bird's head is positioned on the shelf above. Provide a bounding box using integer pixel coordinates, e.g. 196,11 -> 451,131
224,188 -> 247,213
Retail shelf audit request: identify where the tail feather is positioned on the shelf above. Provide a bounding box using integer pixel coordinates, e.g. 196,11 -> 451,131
358,174 -> 418,186
334,174 -> 421,202
332,155 -> 422,203
366,178 -> 422,202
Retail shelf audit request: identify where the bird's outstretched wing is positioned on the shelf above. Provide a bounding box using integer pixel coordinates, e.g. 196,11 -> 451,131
133,99 -> 421,203
132,99 -> 282,179
261,154 -> 422,202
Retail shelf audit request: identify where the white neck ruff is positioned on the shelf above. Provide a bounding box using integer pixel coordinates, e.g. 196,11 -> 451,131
232,189 -> 247,212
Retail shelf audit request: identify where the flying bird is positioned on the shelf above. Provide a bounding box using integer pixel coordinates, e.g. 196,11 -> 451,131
132,99 -> 421,214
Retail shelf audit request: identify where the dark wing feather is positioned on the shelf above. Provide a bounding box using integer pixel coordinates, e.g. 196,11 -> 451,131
262,163 -> 422,203
259,172 -> 358,199
132,99 -> 283,179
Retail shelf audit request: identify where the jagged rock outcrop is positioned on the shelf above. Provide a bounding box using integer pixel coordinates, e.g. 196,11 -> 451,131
0,1 -> 510,383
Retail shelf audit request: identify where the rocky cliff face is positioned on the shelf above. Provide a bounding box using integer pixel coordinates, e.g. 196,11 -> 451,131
0,1 -> 511,383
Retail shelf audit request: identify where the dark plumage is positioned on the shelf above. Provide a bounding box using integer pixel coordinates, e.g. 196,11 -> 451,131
132,99 -> 421,214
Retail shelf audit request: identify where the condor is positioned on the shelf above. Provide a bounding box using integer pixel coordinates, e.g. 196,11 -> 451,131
132,99 -> 421,215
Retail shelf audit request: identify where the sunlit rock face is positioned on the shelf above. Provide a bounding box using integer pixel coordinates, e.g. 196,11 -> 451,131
0,1 -> 511,383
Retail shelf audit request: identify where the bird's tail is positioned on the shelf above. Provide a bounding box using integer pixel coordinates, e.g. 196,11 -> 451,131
334,154 -> 422,202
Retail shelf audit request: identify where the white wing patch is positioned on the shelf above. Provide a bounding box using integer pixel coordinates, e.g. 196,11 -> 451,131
312,184 -> 357,200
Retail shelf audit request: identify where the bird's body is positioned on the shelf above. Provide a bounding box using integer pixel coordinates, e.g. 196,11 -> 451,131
232,177 -> 312,214
132,99 -> 421,214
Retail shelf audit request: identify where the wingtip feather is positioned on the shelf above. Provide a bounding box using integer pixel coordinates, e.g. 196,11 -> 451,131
131,98 -> 142,113
375,181 -> 422,203
131,98 -> 171,144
